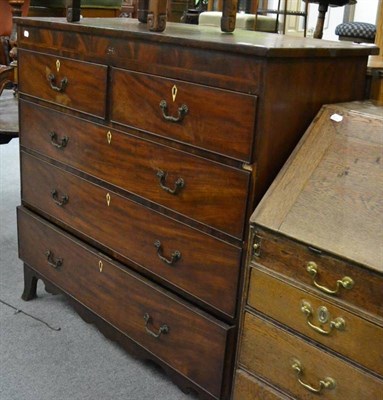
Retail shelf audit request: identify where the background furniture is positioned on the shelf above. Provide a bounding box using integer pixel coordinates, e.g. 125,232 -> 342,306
28,0 -> 123,17
234,101 -> 383,399
335,21 -> 376,43
15,16 -> 376,399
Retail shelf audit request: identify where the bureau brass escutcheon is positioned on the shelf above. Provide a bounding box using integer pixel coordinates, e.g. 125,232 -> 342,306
98,260 -> 103,273
154,240 -> 181,265
306,261 -> 354,295
49,131 -> 69,149
143,313 -> 169,338
291,359 -> 336,393
45,250 -> 63,269
47,72 -> 68,93
159,100 -> 188,123
156,170 -> 184,195
51,189 -> 69,207
56,59 -> 60,72
300,300 -> 346,335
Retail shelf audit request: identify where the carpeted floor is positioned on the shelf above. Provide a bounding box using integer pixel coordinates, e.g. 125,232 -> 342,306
0,138 -> 196,400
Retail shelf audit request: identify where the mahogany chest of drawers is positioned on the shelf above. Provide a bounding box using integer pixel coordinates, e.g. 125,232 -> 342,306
234,102 -> 383,399
15,17 -> 377,399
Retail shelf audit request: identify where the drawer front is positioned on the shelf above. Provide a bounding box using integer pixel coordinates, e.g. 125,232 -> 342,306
20,100 -> 250,239
247,266 -> 383,376
111,69 -> 257,162
252,228 -> 383,318
17,207 -> 232,399
233,369 -> 290,400
239,312 -> 383,400
18,50 -> 107,118
21,152 -> 242,318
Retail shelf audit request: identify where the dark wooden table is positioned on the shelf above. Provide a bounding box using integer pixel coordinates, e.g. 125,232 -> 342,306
0,89 -> 18,144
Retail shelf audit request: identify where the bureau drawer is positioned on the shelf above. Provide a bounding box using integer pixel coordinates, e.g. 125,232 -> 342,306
111,69 -> 257,162
252,228 -> 383,318
21,152 -> 242,318
247,266 -> 383,376
233,369 -> 290,400
18,50 -> 107,118
239,312 -> 383,400
20,100 -> 250,239
17,207 -> 233,399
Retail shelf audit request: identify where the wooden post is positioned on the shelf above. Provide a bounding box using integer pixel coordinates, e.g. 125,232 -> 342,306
67,0 -> 81,22
147,0 -> 167,32
221,0 -> 238,32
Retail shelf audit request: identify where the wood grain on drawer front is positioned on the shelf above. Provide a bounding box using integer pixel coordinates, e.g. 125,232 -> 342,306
21,152 -> 242,318
234,369 -> 291,400
17,207 -> 233,399
252,228 -> 383,318
20,100 -> 250,239
18,50 -> 107,117
111,69 -> 257,162
239,312 -> 383,400
248,266 -> 383,376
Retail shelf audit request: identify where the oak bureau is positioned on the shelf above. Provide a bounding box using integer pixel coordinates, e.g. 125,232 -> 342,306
234,102 -> 383,399
15,17 -> 377,399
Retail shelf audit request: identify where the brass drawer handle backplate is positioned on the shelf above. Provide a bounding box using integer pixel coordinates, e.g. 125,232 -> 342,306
51,189 -> 69,207
291,359 -> 336,393
45,250 -> 63,269
300,300 -> 346,335
156,170 -> 184,195
47,72 -> 68,92
49,131 -> 69,149
154,240 -> 181,266
159,100 -> 188,123
143,313 -> 169,338
306,261 -> 354,295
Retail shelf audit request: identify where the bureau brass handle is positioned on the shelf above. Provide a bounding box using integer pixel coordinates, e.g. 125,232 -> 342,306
49,131 -> 69,149
291,359 -> 336,393
143,313 -> 169,338
300,300 -> 346,335
159,100 -> 188,123
51,189 -> 69,207
154,240 -> 181,265
306,261 -> 354,295
45,250 -> 63,269
156,170 -> 184,195
47,72 -> 68,92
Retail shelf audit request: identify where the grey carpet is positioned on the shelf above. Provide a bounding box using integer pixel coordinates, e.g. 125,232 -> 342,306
0,138 -> 197,400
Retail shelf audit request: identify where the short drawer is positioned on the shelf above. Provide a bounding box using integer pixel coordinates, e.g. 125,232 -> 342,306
111,69 -> 257,162
233,369 -> 290,400
251,227 -> 383,319
20,100 -> 250,239
21,152 -> 242,318
247,266 -> 383,376
17,207 -> 233,399
239,312 -> 383,400
18,49 -> 107,118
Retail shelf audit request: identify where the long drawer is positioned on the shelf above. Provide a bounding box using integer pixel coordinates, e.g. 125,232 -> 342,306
17,206 -> 233,399
252,228 -> 383,318
233,369 -> 291,400
247,265 -> 383,375
20,151 -> 242,318
18,50 -> 107,118
239,312 -> 383,400
111,69 -> 257,162
19,100 -> 250,239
